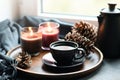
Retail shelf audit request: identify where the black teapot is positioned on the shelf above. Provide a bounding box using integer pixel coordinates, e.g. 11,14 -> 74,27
96,3 -> 120,58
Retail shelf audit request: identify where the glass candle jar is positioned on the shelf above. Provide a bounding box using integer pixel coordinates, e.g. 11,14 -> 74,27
20,27 -> 42,56
39,22 -> 59,50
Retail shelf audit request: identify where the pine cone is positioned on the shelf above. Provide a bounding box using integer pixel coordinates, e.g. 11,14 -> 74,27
16,51 -> 32,69
65,21 -> 97,54
73,21 -> 97,42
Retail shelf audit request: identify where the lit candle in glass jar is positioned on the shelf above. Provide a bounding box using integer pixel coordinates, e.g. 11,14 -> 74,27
39,22 -> 59,50
21,27 -> 42,56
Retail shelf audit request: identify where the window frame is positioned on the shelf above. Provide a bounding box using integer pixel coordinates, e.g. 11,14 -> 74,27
37,0 -> 98,26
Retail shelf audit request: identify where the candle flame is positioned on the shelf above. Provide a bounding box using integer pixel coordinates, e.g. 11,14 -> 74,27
28,27 -> 33,36
47,22 -> 53,33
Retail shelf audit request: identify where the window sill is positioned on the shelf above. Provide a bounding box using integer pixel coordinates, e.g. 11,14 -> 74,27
38,13 -> 98,27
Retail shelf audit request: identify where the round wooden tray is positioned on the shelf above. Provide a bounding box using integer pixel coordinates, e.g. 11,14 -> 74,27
7,46 -> 103,79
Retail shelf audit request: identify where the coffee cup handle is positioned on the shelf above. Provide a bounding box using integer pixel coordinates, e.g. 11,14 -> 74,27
73,48 -> 86,63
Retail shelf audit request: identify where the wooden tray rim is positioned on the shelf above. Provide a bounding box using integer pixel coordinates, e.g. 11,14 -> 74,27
7,46 -> 103,77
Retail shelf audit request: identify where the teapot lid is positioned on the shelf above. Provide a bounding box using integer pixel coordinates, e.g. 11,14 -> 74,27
101,3 -> 120,14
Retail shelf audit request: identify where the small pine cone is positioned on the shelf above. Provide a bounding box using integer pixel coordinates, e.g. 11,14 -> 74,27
16,51 -> 32,69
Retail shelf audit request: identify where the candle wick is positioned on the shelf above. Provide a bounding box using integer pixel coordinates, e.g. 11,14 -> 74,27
47,30 -> 53,33
47,27 -> 53,33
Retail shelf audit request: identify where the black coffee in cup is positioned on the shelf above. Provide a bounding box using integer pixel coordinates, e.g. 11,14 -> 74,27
50,41 -> 86,66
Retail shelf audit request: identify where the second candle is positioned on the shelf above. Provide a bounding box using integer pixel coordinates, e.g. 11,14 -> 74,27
40,22 -> 59,50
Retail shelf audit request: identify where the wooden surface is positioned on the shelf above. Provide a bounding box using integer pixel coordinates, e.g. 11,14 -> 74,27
7,46 -> 103,80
